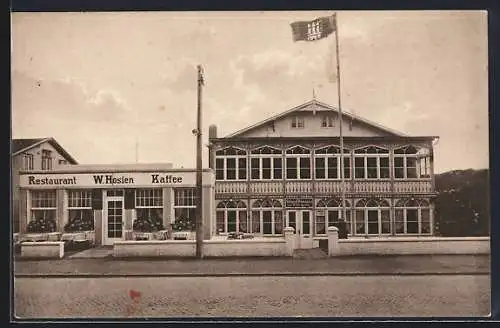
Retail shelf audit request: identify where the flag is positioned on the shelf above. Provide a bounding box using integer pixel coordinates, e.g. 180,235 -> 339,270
290,15 -> 336,42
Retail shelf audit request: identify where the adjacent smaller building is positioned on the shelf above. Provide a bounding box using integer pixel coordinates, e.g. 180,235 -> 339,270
12,138 -> 78,232
18,164 -> 215,245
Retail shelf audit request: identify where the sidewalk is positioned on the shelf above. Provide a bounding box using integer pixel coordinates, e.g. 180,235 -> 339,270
14,254 -> 490,277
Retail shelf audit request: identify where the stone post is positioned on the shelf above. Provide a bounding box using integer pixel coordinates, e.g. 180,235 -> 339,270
327,226 -> 339,257
284,226 -> 295,256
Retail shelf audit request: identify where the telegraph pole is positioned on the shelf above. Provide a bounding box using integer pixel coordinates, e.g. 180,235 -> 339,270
195,65 -> 204,259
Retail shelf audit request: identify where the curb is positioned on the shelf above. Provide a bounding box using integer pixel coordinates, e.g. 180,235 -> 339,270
14,271 -> 490,278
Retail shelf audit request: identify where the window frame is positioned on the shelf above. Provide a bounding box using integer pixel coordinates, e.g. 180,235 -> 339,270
250,146 -> 283,180
251,199 -> 284,236
173,188 -> 196,228
314,145 -> 351,180
353,146 -> 390,180
285,146 -> 312,180
353,198 -> 391,236
22,153 -> 34,171
394,198 -> 432,235
41,149 -> 53,171
315,198 -> 352,235
291,115 -> 305,129
30,190 -> 57,223
215,147 -> 247,181
216,200 -> 248,235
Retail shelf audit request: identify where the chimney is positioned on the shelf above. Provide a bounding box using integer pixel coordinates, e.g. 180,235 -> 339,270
208,125 -> 217,169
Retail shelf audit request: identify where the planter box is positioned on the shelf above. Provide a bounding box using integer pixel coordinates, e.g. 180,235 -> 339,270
21,233 -> 49,242
61,231 -> 95,244
172,231 -> 195,240
21,241 -> 64,259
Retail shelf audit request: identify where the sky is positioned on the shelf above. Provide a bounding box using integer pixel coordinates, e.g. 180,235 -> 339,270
11,11 -> 489,173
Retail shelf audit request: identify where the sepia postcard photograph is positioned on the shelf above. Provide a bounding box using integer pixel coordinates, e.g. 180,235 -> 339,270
11,10 -> 490,320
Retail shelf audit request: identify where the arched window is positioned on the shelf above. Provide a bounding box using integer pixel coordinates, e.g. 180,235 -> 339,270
250,146 -> 283,180
354,198 -> 391,235
315,198 -> 352,235
215,147 -> 247,181
394,145 -> 431,179
251,198 -> 283,235
394,198 -> 432,234
285,146 -> 311,179
353,145 -> 390,180
314,145 -> 351,180
215,200 -> 247,235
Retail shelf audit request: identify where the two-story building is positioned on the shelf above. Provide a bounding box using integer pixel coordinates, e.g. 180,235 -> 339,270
208,99 -> 438,248
11,138 -> 78,232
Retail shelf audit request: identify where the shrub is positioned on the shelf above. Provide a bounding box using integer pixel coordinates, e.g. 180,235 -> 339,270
26,217 -> 57,233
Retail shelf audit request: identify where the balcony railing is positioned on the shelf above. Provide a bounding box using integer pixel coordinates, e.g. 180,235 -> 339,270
215,179 -> 434,195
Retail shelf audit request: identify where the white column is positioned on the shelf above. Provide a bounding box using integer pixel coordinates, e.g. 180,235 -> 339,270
327,226 -> 339,257
284,226 -> 295,256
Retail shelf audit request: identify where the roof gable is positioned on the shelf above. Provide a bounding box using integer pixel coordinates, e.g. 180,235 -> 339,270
223,100 -> 407,139
12,137 -> 78,164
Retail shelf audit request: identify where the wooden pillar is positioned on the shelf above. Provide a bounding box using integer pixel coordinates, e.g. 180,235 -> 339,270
56,189 -> 65,232
389,144 -> 396,236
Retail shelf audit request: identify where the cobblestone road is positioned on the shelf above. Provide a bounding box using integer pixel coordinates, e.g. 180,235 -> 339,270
14,275 -> 489,318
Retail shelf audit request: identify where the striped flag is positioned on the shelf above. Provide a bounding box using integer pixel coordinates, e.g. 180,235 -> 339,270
290,15 -> 336,42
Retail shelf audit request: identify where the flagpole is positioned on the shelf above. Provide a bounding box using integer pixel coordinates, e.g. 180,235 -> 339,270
333,14 -> 347,229
196,65 -> 204,259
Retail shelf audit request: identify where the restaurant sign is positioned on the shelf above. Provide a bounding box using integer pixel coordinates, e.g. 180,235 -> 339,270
19,171 -> 213,189
285,197 -> 314,208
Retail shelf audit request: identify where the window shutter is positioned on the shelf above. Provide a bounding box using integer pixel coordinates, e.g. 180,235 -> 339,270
91,189 -> 103,210
124,189 -> 135,209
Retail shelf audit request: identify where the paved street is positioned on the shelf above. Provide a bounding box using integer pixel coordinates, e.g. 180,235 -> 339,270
14,254 -> 490,276
14,275 -> 489,318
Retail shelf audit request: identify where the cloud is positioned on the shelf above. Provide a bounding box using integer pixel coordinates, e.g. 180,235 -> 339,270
12,70 -> 132,127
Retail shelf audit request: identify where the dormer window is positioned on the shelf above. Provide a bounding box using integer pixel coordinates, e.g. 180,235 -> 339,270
291,116 -> 304,129
321,115 -> 334,128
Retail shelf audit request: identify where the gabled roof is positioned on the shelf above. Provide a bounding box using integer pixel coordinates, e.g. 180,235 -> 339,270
224,99 -> 408,138
12,137 -> 78,164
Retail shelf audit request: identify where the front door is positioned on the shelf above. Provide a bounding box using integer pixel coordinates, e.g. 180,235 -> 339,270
287,210 -> 313,249
104,196 -> 124,245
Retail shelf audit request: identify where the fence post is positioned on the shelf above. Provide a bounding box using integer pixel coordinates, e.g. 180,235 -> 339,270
284,227 -> 295,256
327,226 -> 339,257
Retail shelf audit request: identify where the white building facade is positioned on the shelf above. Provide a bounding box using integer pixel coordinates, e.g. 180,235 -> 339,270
209,100 -> 438,248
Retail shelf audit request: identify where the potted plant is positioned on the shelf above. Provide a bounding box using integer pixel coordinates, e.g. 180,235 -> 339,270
25,216 -> 57,241
132,212 -> 165,240
63,214 -> 95,249
171,215 -> 195,240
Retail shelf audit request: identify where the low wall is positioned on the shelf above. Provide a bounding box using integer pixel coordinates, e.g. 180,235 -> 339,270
204,239 -> 289,257
113,240 -> 196,258
330,235 -> 490,256
113,236 -> 292,258
21,241 -> 64,259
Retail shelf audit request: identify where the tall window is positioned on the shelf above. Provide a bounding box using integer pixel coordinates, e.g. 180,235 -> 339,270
22,153 -> 34,171
251,199 -> 283,235
216,200 -> 248,234
67,190 -> 94,229
173,188 -> 196,229
394,145 -> 432,179
354,198 -> 391,235
136,189 -> 163,222
354,146 -> 390,179
314,145 -> 351,179
41,149 -> 52,170
291,116 -> 305,128
315,198 -> 352,235
250,146 -> 283,180
215,147 -> 247,181
395,199 -> 432,234
321,115 -> 335,128
30,190 -> 56,222
286,146 -> 311,179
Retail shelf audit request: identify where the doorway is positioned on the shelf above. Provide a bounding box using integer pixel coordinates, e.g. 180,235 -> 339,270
103,196 -> 124,245
287,210 -> 313,249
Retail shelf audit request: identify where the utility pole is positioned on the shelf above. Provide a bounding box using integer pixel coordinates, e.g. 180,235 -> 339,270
195,65 -> 204,259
